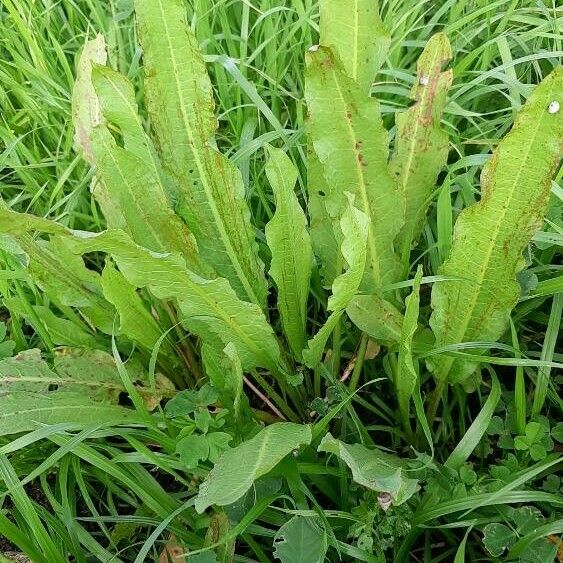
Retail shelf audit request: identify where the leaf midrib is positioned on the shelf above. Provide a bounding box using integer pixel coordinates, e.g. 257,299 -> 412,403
437,81 -> 556,379
155,0 -> 260,306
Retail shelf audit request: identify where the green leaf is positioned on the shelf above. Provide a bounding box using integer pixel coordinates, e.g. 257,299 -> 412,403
429,68 -> 563,384
482,523 -> 518,557
0,210 -> 282,375
318,433 -> 419,505
101,262 -> 174,357
0,226 -> 116,335
305,46 -> 403,293
0,392 -> 144,436
194,423 -> 312,513
302,197 -> 368,368
318,0 -> 389,95
4,300 -> 101,349
396,265 -> 423,433
346,292 -> 405,344
273,515 -> 328,563
69,230 -> 281,373
0,347 -> 173,404
390,33 -> 453,257
176,434 -> 210,469
90,64 -> 205,273
202,343 -> 248,423
165,385 -> 219,418
134,0 -> 267,307
307,145 -> 342,287
264,146 -> 312,359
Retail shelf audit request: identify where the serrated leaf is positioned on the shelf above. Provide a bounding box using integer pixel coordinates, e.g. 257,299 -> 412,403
264,146 -> 312,359
273,515 -> 327,563
134,0 -> 267,307
429,68 -> 563,384
90,65 -> 205,273
302,197 -> 368,368
396,266 -> 423,432
318,0 -> 389,95
390,33 -> 453,257
194,423 -> 312,513
318,433 -> 419,505
305,46 -> 403,293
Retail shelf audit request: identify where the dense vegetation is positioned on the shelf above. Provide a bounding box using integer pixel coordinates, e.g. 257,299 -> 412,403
0,0 -> 561,561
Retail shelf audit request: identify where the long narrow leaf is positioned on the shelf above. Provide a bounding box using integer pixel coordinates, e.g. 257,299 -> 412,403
429,68 -> 563,384
134,0 -> 267,306
305,47 -> 403,293
390,33 -> 453,258
265,146 -> 312,359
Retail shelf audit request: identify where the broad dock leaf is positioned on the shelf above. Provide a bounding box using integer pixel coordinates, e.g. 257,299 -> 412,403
134,0 -> 267,307
319,0 -> 389,94
305,47 -> 403,293
0,229 -> 115,334
390,33 -> 453,258
307,1 -> 390,287
273,516 -> 328,563
318,433 -> 419,506
89,65 -> 206,273
72,35 -> 106,165
429,68 -> 563,384
0,347 -> 171,435
0,393 -> 144,436
264,146 -> 312,359
347,293 -> 405,345
303,197 -> 368,368
195,423 -> 312,513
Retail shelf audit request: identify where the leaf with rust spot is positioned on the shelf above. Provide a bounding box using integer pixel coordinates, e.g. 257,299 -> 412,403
390,33 -> 453,261
429,67 -> 563,385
